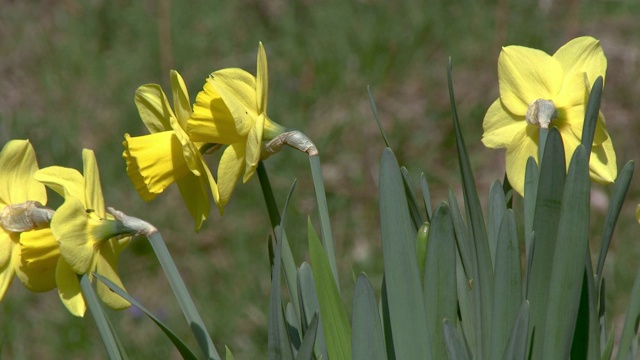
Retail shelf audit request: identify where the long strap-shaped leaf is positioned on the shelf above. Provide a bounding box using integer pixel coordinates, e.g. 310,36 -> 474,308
616,262 -> 640,360
448,58 -> 492,359
379,148 -> 431,359
352,273 -> 386,360
541,145 -> 590,359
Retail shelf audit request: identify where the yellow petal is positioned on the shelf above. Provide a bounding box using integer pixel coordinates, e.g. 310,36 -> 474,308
498,45 -> 563,116
170,70 -> 192,130
16,228 -> 58,292
505,126 -> 539,196
588,134 -> 617,184
0,232 -> 16,301
134,84 -> 174,133
244,113 -> 264,182
0,140 -> 47,205
122,132 -> 192,200
169,116 -> 201,176
82,149 -> 106,219
34,166 -> 86,206
554,71 -> 589,111
56,258 -> 85,317
176,171 -> 210,232
189,81 -> 244,144
202,158 -> 220,205
256,42 -> 268,114
94,244 -> 130,310
553,36 -> 607,88
50,197 -> 96,274
210,69 -> 258,135
217,143 -> 245,210
482,99 -> 527,149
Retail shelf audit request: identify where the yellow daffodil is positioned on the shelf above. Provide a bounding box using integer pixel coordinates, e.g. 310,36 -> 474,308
0,140 -> 58,300
188,42 -> 286,210
123,70 -> 218,231
35,149 -> 134,316
482,36 -> 617,195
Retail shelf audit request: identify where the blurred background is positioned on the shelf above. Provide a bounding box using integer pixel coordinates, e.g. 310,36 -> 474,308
1,0 -> 639,358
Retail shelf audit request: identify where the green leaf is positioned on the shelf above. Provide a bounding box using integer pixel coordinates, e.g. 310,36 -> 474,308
268,180 -> 297,360
416,222 -> 429,284
580,76 -> 603,155
424,203 -> 457,360
380,278 -> 396,360
448,58 -> 492,359
615,262 -> 640,360
93,273 -> 198,360
542,145 -> 590,359
258,162 -> 302,328
308,219 -> 351,359
225,346 -> 235,360
379,148 -> 431,359
296,313 -> 319,360
443,319 -> 471,360
527,128 -> 566,357
571,255 -> 599,360
596,160 -> 634,280
367,85 -> 391,148
487,180 -> 507,270
309,155 -> 339,287
490,210 -> 522,359
523,157 -> 538,262
297,263 -> 329,360
420,173 -> 433,222
147,231 -> 220,360
401,167 -> 425,231
352,273 -> 386,360
502,300 -> 530,360
79,274 -> 124,360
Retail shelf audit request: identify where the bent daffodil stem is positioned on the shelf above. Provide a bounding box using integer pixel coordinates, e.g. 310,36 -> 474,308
263,130 -> 319,158
107,207 -> 157,237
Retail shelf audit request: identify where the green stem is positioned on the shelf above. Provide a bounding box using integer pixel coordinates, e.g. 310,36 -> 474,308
79,273 -> 123,360
147,232 -> 220,360
538,127 -> 549,165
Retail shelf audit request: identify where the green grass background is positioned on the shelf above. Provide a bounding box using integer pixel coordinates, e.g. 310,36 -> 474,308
1,0 -> 639,358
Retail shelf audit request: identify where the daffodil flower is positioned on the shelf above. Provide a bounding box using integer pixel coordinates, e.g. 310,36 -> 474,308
0,140 -> 59,301
188,42 -> 286,210
123,70 -> 218,231
35,149 -> 134,317
482,36 -> 617,195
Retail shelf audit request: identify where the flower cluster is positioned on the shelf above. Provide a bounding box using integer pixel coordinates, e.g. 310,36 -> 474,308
123,42 -> 286,231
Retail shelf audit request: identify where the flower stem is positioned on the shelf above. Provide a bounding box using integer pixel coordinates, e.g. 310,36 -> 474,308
538,127 -> 549,165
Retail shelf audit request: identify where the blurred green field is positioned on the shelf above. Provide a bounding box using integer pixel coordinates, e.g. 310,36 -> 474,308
1,0 -> 639,358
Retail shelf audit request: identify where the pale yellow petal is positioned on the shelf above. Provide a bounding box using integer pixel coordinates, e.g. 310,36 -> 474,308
554,71 -> 589,112
82,149 -> 106,219
122,132 -> 192,200
189,81 -> 244,144
177,171 -> 210,232
256,42 -> 268,114
505,126 -> 539,196
170,70 -> 192,130
50,197 -> 95,274
134,84 -> 174,133
0,140 -> 47,205
56,258 -> 85,317
218,143 -> 246,211
169,116 -> 201,176
210,69 -> 258,135
498,45 -> 563,116
588,134 -> 617,184
34,166 -> 85,206
244,113 -> 264,182
16,228 -> 57,292
94,245 -> 130,310
0,232 -> 16,301
201,158 -> 220,205
553,36 -> 607,87
482,99 -> 527,149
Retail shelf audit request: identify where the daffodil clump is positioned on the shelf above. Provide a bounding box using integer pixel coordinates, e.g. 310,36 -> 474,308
482,36 -> 617,195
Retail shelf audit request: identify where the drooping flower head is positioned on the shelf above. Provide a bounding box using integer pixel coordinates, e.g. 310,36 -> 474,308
123,70 -> 218,231
35,149 -> 134,316
482,36 -> 617,195
188,42 -> 286,211
0,140 -> 58,301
